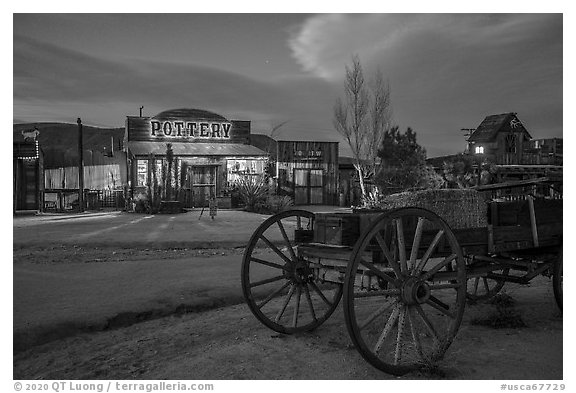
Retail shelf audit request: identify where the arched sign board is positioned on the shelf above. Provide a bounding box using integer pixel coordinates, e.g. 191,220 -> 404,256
126,109 -> 251,144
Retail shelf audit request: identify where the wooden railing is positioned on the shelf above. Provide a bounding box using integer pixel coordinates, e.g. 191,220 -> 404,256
497,152 -> 562,166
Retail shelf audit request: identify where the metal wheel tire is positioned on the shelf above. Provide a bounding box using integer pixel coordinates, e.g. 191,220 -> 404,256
553,246 -> 562,311
343,207 -> 467,376
465,259 -> 509,302
241,210 -> 343,334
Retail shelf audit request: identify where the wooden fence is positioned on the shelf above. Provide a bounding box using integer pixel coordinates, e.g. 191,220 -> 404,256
44,164 -> 125,211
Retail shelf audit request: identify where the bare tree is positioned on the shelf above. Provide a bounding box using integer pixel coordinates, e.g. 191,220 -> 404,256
333,55 -> 392,202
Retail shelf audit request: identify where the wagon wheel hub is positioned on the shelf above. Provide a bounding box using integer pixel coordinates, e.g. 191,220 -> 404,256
285,257 -> 313,284
400,277 -> 431,305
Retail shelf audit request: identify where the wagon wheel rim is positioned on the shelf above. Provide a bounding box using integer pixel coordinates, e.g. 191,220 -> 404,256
465,257 -> 509,302
242,209 -> 343,334
553,245 -> 562,311
343,207 -> 466,376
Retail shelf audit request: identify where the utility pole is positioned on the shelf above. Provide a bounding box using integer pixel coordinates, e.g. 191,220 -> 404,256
77,118 -> 84,212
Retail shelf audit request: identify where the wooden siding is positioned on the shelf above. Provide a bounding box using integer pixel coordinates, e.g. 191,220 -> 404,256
45,164 -> 124,190
126,116 -> 251,144
276,141 -> 339,205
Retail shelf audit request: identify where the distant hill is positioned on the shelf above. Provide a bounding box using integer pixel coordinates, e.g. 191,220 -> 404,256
14,123 -> 125,168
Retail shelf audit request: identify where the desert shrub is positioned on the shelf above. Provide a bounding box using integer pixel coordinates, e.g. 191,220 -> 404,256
256,195 -> 294,214
470,293 -> 526,329
236,174 -> 268,212
132,192 -> 150,213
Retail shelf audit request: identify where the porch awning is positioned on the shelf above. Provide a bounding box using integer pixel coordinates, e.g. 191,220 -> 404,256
128,141 -> 269,157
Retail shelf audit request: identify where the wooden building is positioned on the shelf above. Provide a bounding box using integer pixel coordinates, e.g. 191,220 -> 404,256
13,140 -> 43,212
467,112 -> 532,164
276,141 -> 339,205
125,108 -> 269,208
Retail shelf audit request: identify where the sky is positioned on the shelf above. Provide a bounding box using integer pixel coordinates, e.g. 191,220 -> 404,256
13,13 -> 563,157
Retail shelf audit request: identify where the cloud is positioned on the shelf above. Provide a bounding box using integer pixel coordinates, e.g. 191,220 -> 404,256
14,35 -> 338,138
288,14 -> 562,156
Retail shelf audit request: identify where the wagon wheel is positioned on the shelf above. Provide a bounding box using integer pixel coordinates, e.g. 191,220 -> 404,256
465,257 -> 509,302
242,210 -> 343,334
553,245 -> 562,311
343,207 -> 466,376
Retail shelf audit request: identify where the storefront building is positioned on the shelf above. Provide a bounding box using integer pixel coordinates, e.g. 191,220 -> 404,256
125,108 -> 269,208
276,141 -> 339,205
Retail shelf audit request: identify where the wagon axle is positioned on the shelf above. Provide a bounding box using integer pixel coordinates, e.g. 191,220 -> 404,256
283,257 -> 314,285
400,278 -> 431,305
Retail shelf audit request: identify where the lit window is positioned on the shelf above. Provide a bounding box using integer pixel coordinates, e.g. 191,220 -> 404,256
475,146 -> 484,154
137,160 -> 148,186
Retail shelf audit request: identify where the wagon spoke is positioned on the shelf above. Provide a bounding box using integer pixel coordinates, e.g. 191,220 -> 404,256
472,277 -> 480,296
407,306 -> 424,358
274,284 -> 295,322
277,220 -> 297,261
375,233 -> 402,278
414,230 -> 445,274
251,257 -> 286,271
250,275 -> 286,288
304,284 -> 317,322
359,299 -> 397,330
310,281 -> 333,306
414,304 -> 440,343
358,258 -> 397,285
409,217 -> 425,273
426,296 -> 455,318
374,303 -> 401,353
260,234 -> 293,265
394,305 -> 406,365
482,277 -> 490,293
292,285 -> 302,328
421,253 -> 458,281
395,219 -> 408,273
257,281 -> 291,309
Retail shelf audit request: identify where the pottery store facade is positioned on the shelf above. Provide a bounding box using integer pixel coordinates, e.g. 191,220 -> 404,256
125,109 -> 269,208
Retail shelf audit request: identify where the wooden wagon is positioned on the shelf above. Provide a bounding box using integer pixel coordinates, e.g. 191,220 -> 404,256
241,177 -> 562,375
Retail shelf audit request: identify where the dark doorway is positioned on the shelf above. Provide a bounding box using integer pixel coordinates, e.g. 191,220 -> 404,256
188,166 -> 217,207
14,159 -> 39,211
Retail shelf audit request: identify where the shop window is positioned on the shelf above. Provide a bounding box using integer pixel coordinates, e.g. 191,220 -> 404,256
137,160 -> 148,186
227,159 -> 265,183
475,146 -> 484,154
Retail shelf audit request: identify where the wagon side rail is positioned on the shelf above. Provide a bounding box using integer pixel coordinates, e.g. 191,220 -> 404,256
472,176 -> 562,201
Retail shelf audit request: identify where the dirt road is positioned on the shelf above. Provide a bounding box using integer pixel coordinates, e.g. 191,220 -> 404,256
14,274 -> 562,380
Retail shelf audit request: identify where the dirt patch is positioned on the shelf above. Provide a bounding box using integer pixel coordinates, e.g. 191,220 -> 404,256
13,245 -> 246,265
13,277 -> 562,380
470,293 -> 527,329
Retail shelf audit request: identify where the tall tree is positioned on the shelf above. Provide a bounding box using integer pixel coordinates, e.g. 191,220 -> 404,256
376,126 -> 442,193
377,126 -> 426,168
333,55 -> 392,202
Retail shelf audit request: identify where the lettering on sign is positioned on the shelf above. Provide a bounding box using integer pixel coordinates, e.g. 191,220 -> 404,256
150,121 -> 232,139
294,150 -> 323,160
